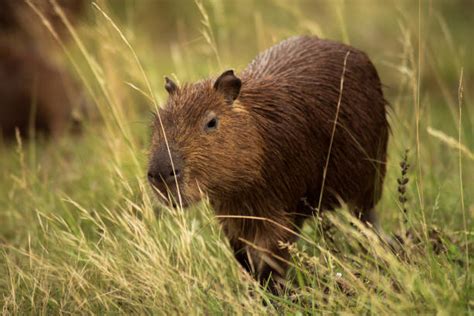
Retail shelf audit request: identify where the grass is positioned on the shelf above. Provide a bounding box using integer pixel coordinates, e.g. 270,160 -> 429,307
1,0 -> 473,314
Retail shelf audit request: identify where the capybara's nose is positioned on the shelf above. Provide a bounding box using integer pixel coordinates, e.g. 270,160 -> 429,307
147,166 -> 181,186
148,148 -> 183,187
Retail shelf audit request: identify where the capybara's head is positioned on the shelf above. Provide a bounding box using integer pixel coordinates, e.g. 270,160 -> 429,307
148,70 -> 264,206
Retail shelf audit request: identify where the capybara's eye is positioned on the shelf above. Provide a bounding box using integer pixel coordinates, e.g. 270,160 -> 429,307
205,117 -> 218,132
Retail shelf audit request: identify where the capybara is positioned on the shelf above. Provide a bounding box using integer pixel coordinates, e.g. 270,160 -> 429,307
0,0 -> 86,39
148,36 -> 389,290
0,39 -> 85,138
0,0 -> 87,139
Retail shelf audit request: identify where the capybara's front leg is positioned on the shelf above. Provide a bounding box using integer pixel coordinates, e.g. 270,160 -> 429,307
233,241 -> 290,293
231,224 -> 297,294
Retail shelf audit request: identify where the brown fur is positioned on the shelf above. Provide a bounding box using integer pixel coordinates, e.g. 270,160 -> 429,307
148,36 -> 389,290
0,0 -> 86,39
0,39 -> 85,138
0,0 -> 87,139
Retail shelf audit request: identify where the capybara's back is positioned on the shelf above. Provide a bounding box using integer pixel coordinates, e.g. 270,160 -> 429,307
240,36 -> 388,220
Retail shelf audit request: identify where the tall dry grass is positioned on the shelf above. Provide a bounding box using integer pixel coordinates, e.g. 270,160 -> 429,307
0,0 -> 472,314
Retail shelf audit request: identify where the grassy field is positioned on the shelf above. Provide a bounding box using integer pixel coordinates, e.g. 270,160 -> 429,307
1,0 -> 473,314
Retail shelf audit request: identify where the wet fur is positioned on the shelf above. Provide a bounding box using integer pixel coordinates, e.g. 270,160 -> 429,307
150,36 -> 389,289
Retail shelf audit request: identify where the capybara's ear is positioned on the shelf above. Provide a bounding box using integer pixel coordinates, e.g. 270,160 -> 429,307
164,76 -> 178,94
213,70 -> 241,105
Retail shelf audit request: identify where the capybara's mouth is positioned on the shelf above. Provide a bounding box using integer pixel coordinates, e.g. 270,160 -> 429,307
149,183 -> 189,208
171,199 -> 190,209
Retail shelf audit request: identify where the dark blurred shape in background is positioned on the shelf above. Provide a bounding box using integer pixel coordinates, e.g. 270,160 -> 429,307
0,0 -> 88,140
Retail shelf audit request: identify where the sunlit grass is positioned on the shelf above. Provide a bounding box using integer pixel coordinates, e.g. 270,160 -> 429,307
1,0 -> 472,314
